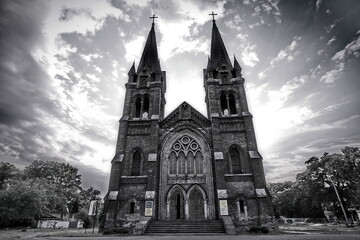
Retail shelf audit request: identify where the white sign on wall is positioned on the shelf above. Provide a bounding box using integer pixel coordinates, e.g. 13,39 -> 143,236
145,201 -> 153,216
219,200 -> 229,215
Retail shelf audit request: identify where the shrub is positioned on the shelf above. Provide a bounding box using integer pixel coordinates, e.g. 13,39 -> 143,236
102,227 -> 130,235
248,226 -> 269,234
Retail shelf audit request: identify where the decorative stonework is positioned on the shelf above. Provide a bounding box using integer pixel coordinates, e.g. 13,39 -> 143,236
148,153 -> 157,162
249,151 -> 261,159
256,188 -> 267,197
145,191 -> 155,199
214,152 -> 224,160
217,189 -> 228,198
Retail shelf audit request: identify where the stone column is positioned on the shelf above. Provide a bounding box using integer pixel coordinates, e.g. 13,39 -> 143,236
204,200 -> 208,219
185,199 -> 189,220
166,201 -> 170,220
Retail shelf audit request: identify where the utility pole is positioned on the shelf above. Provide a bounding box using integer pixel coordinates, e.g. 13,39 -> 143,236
331,180 -> 349,223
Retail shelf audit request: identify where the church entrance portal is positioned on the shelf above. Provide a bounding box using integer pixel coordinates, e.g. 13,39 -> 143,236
170,192 -> 184,220
166,185 -> 207,221
189,188 -> 205,220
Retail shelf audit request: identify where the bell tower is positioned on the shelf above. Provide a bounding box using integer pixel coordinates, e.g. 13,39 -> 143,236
103,16 -> 166,228
204,17 -> 273,225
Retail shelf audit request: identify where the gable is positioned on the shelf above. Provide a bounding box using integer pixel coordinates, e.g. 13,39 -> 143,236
160,102 -> 211,129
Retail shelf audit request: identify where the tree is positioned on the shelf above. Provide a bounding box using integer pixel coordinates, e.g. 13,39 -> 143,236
0,178 -> 67,227
299,147 -> 360,218
24,161 -> 83,217
0,160 -> 101,227
268,181 -> 296,218
0,161 -> 20,189
268,147 -> 359,219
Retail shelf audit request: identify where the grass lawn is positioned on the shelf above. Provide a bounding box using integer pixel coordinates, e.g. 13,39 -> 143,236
0,228 -> 101,239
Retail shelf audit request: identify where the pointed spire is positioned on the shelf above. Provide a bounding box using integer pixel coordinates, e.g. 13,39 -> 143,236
137,17 -> 161,73
206,55 -> 211,69
208,19 -> 232,69
233,55 -> 242,71
128,61 -> 135,75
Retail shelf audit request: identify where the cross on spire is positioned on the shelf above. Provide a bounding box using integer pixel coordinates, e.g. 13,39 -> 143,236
209,11 -> 217,22
150,14 -> 158,24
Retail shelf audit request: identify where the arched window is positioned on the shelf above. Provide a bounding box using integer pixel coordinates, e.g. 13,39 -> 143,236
169,152 -> 176,174
187,152 -> 195,174
168,135 -> 203,176
195,152 -> 203,174
143,95 -> 150,117
178,152 -> 185,174
131,150 -> 141,176
229,93 -> 237,114
129,201 -> 135,214
134,97 -> 142,118
222,74 -> 228,83
230,147 -> 242,174
220,93 -> 227,115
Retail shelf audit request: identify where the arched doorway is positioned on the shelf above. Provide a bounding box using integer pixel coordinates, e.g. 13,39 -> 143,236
189,188 -> 205,220
167,186 -> 186,220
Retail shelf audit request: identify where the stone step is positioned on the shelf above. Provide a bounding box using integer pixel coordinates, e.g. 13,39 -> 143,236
145,220 -> 226,234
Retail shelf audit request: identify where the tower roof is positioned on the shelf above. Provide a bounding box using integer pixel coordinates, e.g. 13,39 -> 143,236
208,20 -> 232,69
233,55 -> 242,71
128,61 -> 135,74
137,23 -> 161,73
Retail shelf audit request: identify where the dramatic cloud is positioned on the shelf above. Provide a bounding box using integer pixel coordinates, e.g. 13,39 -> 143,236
0,0 -> 359,194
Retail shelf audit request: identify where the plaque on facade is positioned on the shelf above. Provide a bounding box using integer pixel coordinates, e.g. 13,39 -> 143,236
145,201 -> 153,216
148,153 -> 157,162
217,189 -> 228,198
108,191 -> 118,200
249,151 -> 260,159
214,152 -> 224,160
219,200 -> 229,215
256,188 -> 267,197
145,191 -> 155,199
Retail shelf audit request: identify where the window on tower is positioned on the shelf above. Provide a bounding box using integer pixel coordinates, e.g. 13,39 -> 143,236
134,97 -> 142,118
230,147 -> 242,174
133,95 -> 151,119
229,93 -> 237,114
220,93 -> 228,116
143,95 -> 150,119
131,150 -> 141,176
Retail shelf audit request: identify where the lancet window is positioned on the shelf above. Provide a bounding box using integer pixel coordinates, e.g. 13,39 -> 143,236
229,147 -> 243,174
168,135 -> 203,176
133,95 -> 150,119
219,91 -> 238,116
131,150 -> 142,176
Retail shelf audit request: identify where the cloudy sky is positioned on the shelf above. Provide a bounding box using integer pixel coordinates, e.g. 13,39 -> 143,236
1,0 -> 359,194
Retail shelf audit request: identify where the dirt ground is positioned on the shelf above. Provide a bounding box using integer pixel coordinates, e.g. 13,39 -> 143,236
1,224 -> 360,240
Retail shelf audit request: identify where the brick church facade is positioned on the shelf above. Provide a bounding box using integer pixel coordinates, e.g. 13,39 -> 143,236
102,17 -> 275,234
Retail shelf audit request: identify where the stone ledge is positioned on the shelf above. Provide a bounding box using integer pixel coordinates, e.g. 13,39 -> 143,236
222,215 -> 236,235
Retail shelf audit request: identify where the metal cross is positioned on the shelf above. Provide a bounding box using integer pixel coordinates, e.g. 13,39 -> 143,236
150,14 -> 158,24
209,11 -> 217,21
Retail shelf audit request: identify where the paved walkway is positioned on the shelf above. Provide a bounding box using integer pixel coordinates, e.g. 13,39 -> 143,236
31,234 -> 360,240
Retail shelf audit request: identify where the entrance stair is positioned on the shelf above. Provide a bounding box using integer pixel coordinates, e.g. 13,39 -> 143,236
145,220 -> 226,234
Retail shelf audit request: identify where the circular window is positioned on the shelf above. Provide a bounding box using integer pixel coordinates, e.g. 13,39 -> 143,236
181,136 -> 190,144
190,142 -> 198,150
173,143 -> 181,151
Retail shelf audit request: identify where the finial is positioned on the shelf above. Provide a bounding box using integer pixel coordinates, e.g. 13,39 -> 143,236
209,11 -> 217,22
150,14 -> 158,25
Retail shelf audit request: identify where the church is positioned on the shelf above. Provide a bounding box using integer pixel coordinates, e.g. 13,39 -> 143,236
102,14 -> 275,234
